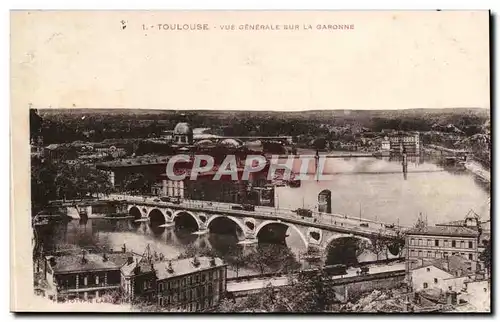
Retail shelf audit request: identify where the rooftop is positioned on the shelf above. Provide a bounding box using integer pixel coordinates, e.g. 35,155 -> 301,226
46,251 -> 136,274
96,156 -> 173,168
406,225 -> 479,237
154,257 -> 225,281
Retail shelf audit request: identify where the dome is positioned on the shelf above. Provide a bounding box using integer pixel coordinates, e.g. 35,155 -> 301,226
173,122 -> 192,135
194,139 -> 216,147
219,138 -> 242,148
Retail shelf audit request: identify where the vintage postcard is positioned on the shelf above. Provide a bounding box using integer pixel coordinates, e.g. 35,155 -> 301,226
11,10 -> 491,313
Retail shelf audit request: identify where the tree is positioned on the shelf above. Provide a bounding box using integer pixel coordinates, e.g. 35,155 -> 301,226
479,239 -> 491,276
370,233 -> 386,261
281,267 -> 341,312
326,237 -> 363,266
245,244 -> 300,275
122,173 -> 154,195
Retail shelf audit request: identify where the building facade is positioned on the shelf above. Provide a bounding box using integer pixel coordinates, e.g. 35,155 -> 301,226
405,225 -> 480,274
43,251 -> 136,302
153,257 -> 227,312
389,133 -> 420,155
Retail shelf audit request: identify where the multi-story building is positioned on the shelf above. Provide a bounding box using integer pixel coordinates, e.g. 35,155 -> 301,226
405,225 -> 480,274
43,250 -> 137,302
41,246 -> 227,311
153,257 -> 227,312
389,133 -> 420,155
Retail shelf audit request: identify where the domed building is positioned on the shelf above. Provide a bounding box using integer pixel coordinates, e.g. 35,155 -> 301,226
173,122 -> 193,145
219,138 -> 242,149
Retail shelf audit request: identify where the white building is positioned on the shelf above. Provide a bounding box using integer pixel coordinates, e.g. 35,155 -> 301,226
410,264 -> 468,293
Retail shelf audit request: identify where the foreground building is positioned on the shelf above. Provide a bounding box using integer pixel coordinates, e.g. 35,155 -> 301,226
153,257 -> 227,312
43,250 -> 137,302
40,246 -> 227,312
405,224 -> 480,273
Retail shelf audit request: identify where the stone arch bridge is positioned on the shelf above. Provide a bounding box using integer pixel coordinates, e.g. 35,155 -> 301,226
120,201 -> 404,258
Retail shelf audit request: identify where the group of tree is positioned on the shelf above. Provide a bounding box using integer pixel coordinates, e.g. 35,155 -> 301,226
31,158 -> 113,213
217,265 -> 343,312
176,242 -> 301,277
121,173 -> 157,195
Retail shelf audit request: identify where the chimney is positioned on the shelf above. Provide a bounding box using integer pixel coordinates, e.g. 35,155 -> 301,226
127,256 -> 134,265
122,243 -> 126,253
103,253 -> 108,262
192,256 -> 201,268
167,261 -> 174,274
81,251 -> 88,265
134,259 -> 141,274
210,257 -> 216,267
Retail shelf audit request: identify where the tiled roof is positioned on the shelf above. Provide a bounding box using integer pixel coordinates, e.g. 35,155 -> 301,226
47,251 -> 137,274
435,220 -> 465,227
120,259 -> 155,277
96,156 -> 172,168
48,253 -> 120,273
406,225 -> 479,237
154,257 -> 225,281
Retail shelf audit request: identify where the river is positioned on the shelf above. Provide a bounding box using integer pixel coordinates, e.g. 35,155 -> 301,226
37,154 -> 490,276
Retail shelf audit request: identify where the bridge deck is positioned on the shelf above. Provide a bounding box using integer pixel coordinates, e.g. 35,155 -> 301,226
54,194 -> 406,239
105,195 -> 404,239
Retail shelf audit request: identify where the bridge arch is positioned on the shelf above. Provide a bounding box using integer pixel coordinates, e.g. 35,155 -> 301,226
323,234 -> 373,266
206,215 -> 247,237
172,210 -> 200,230
148,208 -> 169,224
255,220 -> 308,248
128,206 -> 142,226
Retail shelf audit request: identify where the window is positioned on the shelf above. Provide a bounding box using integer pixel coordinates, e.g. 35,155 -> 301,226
95,276 -> 99,285
444,252 -> 449,258
201,274 -> 206,282
419,239 -> 423,246
411,238 -> 415,245
159,283 -> 163,292
423,283 -> 428,289
444,240 -> 449,247
426,267 -> 430,272
83,276 -> 88,286
468,241 -> 473,249
435,240 -> 439,247
460,241 -> 465,248
448,286 -> 452,291
452,240 -> 456,248
427,251 -> 432,258
427,239 -> 432,246
469,254 -> 473,260
418,251 -> 423,257
434,278 -> 438,284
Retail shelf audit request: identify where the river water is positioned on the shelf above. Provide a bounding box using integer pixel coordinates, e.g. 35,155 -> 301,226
38,155 -> 490,276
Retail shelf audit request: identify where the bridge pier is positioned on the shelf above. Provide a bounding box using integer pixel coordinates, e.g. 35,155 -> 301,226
192,229 -> 209,236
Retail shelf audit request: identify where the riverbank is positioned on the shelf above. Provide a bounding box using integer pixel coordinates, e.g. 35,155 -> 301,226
464,160 -> 490,183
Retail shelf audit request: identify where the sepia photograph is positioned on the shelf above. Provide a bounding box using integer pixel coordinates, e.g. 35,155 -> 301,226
11,10 -> 491,313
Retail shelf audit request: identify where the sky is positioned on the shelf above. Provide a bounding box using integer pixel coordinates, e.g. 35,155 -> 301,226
11,10 -> 490,111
